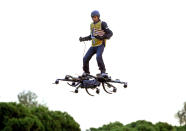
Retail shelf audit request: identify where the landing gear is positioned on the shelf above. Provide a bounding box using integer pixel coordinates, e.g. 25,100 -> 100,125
75,88 -> 78,93
96,88 -> 100,94
113,88 -> 117,93
124,82 -> 128,88
55,80 -> 59,84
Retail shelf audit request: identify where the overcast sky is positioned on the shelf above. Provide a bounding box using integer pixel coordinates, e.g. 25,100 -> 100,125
0,0 -> 186,130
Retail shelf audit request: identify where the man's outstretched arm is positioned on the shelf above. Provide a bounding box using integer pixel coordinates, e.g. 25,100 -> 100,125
79,35 -> 91,42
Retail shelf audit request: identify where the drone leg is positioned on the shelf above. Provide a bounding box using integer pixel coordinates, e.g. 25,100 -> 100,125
53,79 -> 60,84
96,88 -> 100,94
67,82 -> 73,86
70,87 -> 79,94
75,87 -> 79,93
124,82 -> 128,88
113,87 -> 117,93
102,83 -> 112,94
107,83 -> 117,93
85,88 -> 94,96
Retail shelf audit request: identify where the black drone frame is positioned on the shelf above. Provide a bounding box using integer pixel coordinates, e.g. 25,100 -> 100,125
53,74 -> 128,96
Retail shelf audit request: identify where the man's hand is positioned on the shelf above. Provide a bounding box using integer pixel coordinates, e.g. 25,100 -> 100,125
79,37 -> 85,42
79,35 -> 92,42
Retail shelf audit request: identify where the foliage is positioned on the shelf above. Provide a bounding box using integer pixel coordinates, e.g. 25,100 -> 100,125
175,125 -> 186,131
155,122 -> 176,131
126,120 -> 154,130
175,102 -> 186,126
88,120 -> 186,131
17,90 -> 39,107
0,102 -> 80,131
87,102 -> 186,131
3,116 -> 44,131
1,91 -> 186,131
89,121 -> 128,131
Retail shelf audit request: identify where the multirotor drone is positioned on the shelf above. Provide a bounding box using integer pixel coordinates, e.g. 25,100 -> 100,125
53,74 -> 127,96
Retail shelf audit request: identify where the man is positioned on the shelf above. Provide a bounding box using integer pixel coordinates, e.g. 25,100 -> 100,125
79,10 -> 113,77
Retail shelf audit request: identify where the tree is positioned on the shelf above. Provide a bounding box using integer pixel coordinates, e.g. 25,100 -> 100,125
0,102 -> 81,131
0,102 -> 44,131
155,122 -> 175,131
17,90 -> 38,107
176,102 -> 186,126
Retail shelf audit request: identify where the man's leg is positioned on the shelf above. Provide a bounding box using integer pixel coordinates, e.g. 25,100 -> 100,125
83,47 -> 96,74
96,44 -> 106,73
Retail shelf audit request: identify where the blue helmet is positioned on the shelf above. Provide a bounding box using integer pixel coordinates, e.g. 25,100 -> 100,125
91,10 -> 100,18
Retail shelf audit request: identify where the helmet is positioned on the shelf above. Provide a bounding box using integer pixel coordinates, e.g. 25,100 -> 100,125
91,10 -> 100,18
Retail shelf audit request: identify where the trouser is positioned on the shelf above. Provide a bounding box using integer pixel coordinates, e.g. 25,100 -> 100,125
83,44 -> 106,74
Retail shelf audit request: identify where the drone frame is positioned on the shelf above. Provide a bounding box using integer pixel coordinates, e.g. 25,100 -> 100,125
53,74 -> 127,96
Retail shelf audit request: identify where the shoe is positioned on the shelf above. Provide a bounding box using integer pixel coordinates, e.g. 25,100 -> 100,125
82,72 -> 90,77
96,73 -> 108,78
101,73 -> 108,78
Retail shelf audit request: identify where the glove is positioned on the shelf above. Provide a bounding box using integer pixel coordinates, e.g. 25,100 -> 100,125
95,35 -> 106,40
79,37 -> 86,42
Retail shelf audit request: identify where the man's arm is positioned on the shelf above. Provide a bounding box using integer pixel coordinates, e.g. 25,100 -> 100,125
79,35 -> 91,42
101,21 -> 113,39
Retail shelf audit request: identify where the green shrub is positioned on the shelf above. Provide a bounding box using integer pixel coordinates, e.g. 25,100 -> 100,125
3,117 -> 44,131
155,122 -> 175,131
0,102 -> 80,131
